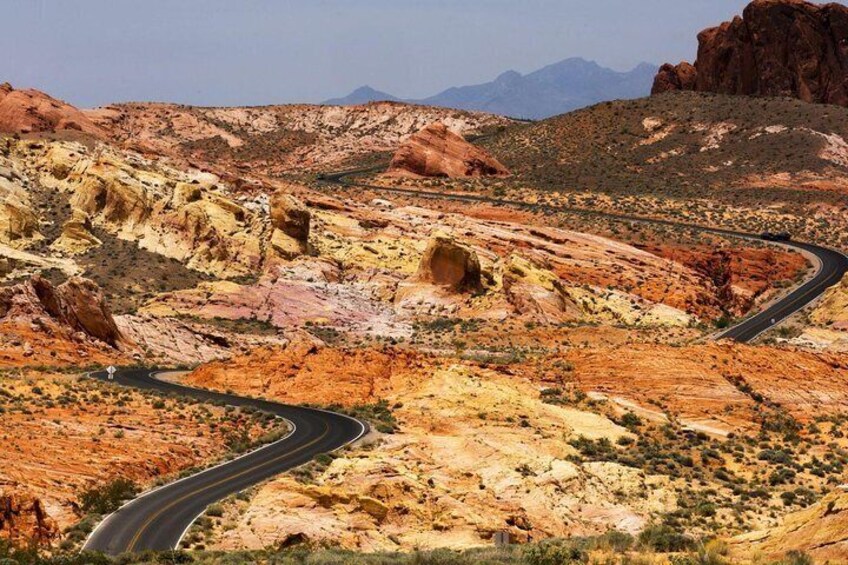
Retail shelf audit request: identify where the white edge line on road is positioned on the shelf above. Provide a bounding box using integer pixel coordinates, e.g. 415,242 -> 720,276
81,369 -> 367,553
740,245 -> 848,344
171,395 -> 368,550
82,370 -> 297,553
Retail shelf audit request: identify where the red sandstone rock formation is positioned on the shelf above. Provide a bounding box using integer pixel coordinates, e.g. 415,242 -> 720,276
416,235 -> 482,292
652,0 -> 848,106
651,62 -> 698,95
0,493 -> 59,547
0,83 -> 104,136
386,122 -> 509,178
0,275 -> 124,347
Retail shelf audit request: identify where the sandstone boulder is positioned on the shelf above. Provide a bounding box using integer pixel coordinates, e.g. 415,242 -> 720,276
51,209 -> 101,254
386,122 -> 509,178
653,0 -> 848,106
270,192 -> 311,258
1,275 -> 124,347
0,173 -> 39,245
416,235 -> 482,292
69,164 -> 151,228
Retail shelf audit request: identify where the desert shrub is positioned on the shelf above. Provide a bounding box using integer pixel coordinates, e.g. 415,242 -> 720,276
524,540 -> 588,565
79,478 -> 138,515
638,524 -> 695,552
773,551 -> 814,565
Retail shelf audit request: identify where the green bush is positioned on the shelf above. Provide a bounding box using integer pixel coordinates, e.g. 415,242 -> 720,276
79,478 -> 138,515
524,541 -> 588,565
638,524 -> 695,553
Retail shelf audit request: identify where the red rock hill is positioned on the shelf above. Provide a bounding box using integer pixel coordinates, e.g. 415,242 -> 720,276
653,0 -> 848,107
0,82 -> 104,136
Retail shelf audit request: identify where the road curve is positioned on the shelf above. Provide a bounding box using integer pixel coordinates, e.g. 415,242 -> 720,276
83,166 -> 846,555
83,368 -> 366,555
321,167 -> 848,344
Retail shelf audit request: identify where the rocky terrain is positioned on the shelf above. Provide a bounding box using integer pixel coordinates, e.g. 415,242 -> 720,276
0,70 -> 847,565
653,0 -> 848,107
482,91 -> 848,202
731,490 -> 848,560
0,370 -> 280,547
0,83 -> 103,138
84,101 -> 511,176
179,339 -> 848,555
385,122 -> 509,179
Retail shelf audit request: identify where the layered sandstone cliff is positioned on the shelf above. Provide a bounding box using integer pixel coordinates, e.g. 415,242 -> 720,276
652,0 -> 848,107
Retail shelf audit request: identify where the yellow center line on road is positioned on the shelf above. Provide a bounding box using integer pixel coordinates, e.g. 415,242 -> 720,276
126,421 -> 331,552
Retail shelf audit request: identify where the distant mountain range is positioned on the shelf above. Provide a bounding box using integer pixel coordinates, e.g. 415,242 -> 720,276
324,58 -> 657,120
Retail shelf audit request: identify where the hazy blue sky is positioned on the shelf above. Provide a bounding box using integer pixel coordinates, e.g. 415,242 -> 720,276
2,0 -> 750,108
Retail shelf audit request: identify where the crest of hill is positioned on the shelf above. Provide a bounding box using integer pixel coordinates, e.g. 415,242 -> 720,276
0,83 -> 104,138
482,91 -> 848,200
85,100 -> 512,173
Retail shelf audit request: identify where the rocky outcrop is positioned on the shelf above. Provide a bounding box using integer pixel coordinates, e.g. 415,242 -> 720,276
0,157 -> 39,246
270,192 -> 311,258
731,490 -> 848,560
36,141 -> 266,277
86,101 -> 511,175
51,209 -> 101,254
0,83 -> 104,137
416,235 -> 482,292
653,0 -> 848,106
651,62 -> 697,95
385,122 -> 509,178
811,273 -> 848,330
0,493 -> 59,546
0,275 -> 123,347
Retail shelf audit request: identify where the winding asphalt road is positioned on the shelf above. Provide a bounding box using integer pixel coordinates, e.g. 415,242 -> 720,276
320,166 -> 848,343
83,163 -> 846,556
82,368 -> 366,555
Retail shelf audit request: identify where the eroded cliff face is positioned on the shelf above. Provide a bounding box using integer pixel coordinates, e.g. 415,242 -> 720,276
653,0 -> 848,106
385,122 -> 509,178
0,275 -> 123,347
0,493 -> 59,547
732,491 -> 848,561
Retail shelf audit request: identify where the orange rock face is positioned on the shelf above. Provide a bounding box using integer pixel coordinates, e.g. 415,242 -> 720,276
187,340 -> 424,406
0,493 -> 58,547
0,275 -> 124,348
652,0 -> 848,106
534,343 -> 848,434
415,235 -> 482,292
0,83 -> 103,137
651,62 -> 697,95
0,373 -> 277,543
386,122 -> 509,178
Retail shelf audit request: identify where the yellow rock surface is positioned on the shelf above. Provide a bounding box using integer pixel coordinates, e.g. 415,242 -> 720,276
731,491 -> 848,561
204,365 -> 674,552
811,274 -> 848,329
